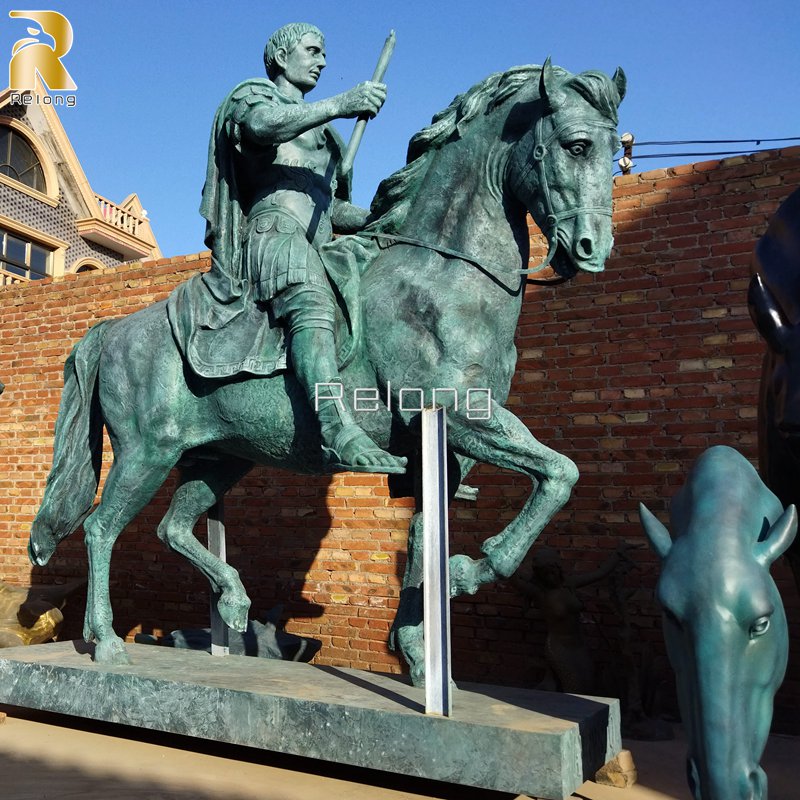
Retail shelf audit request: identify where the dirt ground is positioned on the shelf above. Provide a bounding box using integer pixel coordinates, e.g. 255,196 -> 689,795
1,705 -> 799,800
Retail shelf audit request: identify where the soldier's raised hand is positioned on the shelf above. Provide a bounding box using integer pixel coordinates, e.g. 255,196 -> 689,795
336,81 -> 387,119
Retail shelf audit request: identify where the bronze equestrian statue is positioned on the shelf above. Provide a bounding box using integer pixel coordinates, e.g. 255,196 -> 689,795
29,22 -> 625,680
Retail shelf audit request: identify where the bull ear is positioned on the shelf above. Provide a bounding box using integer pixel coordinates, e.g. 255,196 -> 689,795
755,505 -> 797,567
539,56 -> 566,113
612,67 -> 627,104
639,503 -> 672,560
748,273 -> 791,353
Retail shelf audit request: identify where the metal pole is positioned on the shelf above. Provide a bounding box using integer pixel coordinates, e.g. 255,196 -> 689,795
207,500 -> 229,657
422,406 -> 452,716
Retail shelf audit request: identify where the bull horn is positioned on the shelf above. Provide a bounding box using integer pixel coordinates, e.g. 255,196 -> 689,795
539,56 -> 566,113
639,502 -> 672,560
755,505 -> 797,567
612,67 -> 627,104
748,273 -> 791,353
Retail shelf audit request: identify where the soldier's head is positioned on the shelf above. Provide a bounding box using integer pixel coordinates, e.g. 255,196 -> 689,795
264,23 -> 326,92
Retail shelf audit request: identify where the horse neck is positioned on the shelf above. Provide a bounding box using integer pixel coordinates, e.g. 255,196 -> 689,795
399,122 -> 529,272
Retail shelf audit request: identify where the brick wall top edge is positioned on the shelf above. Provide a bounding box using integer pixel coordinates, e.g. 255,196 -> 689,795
614,145 -> 793,188
0,252 -> 211,301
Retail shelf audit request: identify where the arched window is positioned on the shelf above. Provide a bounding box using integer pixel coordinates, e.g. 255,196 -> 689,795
0,125 -> 45,192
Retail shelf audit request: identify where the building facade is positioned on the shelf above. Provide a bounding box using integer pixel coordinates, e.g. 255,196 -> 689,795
0,77 -> 160,288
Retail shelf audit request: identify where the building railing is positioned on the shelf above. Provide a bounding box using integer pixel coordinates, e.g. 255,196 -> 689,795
95,194 -> 143,236
0,266 -> 28,286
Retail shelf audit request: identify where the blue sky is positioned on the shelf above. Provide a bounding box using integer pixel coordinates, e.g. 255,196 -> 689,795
3,1 -> 799,259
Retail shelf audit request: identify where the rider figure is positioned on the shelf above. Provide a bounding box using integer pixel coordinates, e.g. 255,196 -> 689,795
208,23 -> 405,474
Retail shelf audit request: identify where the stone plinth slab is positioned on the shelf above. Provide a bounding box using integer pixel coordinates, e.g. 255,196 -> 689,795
0,642 -> 620,799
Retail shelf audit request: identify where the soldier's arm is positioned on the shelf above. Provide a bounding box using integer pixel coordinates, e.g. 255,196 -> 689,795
242,82 -> 387,145
331,200 -> 370,233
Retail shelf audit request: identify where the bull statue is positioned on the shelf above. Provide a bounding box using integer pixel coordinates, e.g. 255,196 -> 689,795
748,186 -> 800,594
639,445 -> 796,800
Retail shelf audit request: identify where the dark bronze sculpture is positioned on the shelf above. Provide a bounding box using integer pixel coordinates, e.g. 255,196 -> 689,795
748,186 -> 800,593
28,22 -> 625,679
640,446 -> 795,800
513,544 -> 633,694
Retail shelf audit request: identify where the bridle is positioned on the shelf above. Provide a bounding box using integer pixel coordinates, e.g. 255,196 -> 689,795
360,112 -> 618,288
515,113 -> 618,276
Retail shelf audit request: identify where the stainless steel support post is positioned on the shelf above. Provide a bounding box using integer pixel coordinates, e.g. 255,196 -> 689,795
208,500 -> 229,657
422,407 -> 452,716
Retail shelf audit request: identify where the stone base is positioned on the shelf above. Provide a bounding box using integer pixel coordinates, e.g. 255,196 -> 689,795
0,641 -> 620,800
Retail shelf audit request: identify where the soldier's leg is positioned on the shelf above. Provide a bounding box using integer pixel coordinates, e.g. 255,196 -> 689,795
276,284 -> 405,474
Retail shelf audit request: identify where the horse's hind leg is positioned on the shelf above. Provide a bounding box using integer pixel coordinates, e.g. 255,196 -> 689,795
390,511 -> 425,685
391,453 -> 474,686
156,457 -> 253,633
83,452 -> 175,665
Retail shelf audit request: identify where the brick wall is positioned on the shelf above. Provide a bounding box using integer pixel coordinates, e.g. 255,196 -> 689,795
1,146 -> 799,727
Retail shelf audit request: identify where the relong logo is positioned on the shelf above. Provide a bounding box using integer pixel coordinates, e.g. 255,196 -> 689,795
9,10 -> 76,91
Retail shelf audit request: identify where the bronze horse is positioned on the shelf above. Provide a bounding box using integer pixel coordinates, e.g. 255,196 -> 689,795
30,61 -> 624,680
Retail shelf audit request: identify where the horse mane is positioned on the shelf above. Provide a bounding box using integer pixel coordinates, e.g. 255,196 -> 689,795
365,63 -> 621,235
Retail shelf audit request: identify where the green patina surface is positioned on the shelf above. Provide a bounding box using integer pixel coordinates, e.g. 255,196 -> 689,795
27,22 -> 625,683
0,641 -> 620,799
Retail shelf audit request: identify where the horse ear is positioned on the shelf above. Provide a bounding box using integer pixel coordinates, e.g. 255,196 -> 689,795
639,503 -> 672,560
539,56 -> 566,112
612,67 -> 627,104
755,505 -> 797,567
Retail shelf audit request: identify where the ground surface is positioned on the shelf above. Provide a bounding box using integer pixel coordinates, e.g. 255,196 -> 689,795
1,705 -> 799,800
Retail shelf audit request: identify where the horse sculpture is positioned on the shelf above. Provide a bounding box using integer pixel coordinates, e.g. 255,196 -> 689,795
748,186 -> 800,595
29,60 -> 625,680
640,446 -> 796,800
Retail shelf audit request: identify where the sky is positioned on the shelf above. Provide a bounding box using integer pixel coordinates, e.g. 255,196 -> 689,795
2,0 -> 799,259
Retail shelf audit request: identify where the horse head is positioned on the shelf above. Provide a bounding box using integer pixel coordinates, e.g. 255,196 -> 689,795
508,58 -> 625,280
640,446 -> 796,800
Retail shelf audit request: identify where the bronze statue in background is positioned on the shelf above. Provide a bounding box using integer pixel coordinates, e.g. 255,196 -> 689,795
748,186 -> 800,593
0,579 -> 84,647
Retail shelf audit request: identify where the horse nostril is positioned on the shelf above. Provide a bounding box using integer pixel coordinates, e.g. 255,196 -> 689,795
577,237 -> 593,258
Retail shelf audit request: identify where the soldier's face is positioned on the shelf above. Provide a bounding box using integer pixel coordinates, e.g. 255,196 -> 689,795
281,33 -> 326,94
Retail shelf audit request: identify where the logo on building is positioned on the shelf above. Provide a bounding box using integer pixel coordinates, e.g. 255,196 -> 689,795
8,10 -> 77,92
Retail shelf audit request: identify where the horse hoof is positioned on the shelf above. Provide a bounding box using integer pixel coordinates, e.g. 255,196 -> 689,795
218,592 -> 251,633
94,637 -> 132,666
449,555 -> 497,597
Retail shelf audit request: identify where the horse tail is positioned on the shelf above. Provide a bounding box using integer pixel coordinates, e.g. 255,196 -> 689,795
29,320 -> 113,566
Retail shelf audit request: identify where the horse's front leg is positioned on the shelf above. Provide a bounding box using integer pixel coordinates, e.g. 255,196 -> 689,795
446,400 -> 578,595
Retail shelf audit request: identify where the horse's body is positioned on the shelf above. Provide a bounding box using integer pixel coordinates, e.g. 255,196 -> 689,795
748,187 -> 800,594
30,61 -> 625,678
640,447 -> 796,800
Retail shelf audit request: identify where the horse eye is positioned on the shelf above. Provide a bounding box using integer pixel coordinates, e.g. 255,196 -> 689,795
566,141 -> 589,156
749,616 -> 771,638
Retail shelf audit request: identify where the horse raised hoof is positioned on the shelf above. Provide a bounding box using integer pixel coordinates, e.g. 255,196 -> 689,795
93,636 -> 132,666
217,591 -> 251,633
449,554 -> 497,597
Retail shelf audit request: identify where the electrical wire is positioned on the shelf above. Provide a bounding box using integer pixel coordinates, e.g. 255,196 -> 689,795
630,147 -> 790,159
633,136 -> 800,146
